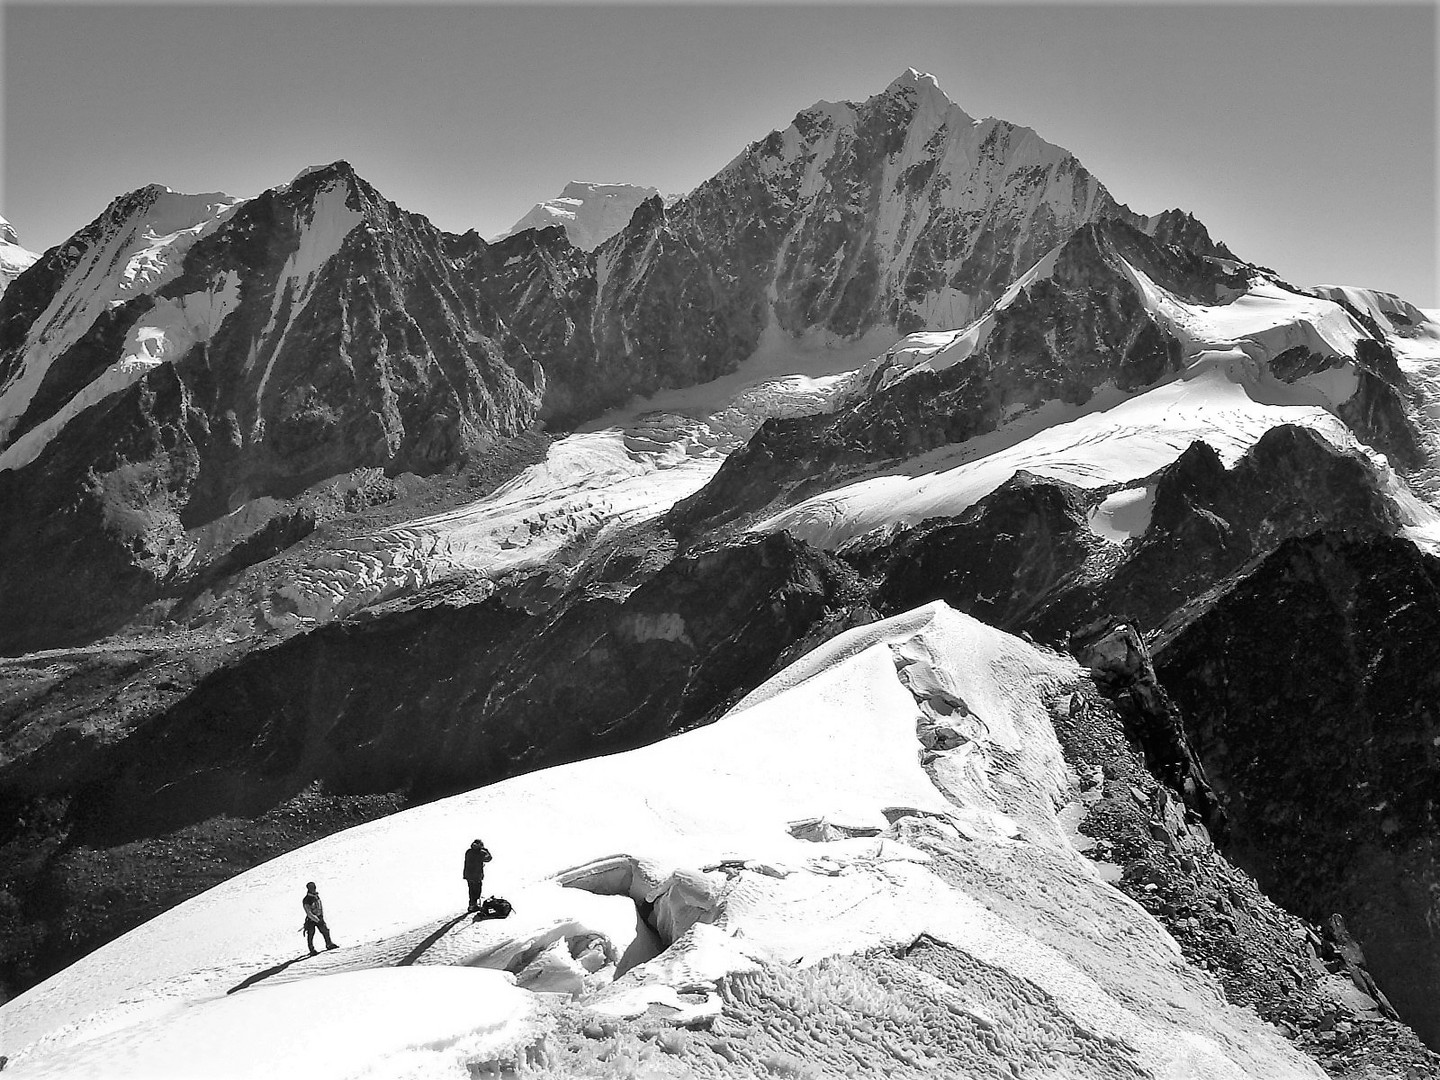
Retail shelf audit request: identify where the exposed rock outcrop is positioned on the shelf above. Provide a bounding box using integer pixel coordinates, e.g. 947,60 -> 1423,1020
1153,532 -> 1440,1048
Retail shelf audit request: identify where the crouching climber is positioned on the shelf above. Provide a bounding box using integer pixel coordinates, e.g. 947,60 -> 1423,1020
464,838 -> 493,911
302,881 -> 338,955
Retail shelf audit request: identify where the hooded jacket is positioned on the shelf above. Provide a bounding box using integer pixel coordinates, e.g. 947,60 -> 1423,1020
463,842 -> 492,881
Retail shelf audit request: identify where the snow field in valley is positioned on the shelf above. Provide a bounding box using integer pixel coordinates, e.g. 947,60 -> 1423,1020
247,322 -> 897,632
231,272 -> 1440,632
0,604 -> 1324,1078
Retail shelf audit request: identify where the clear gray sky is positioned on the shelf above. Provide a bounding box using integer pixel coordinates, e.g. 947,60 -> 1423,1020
3,2 -> 1436,304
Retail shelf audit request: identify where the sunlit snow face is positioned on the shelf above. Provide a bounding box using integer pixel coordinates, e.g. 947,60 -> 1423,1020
0,606 -> 1324,1080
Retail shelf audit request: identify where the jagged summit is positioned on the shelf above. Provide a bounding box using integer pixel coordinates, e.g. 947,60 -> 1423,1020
289,159 -> 358,185
674,66 -> 1120,335
880,66 -> 962,118
888,65 -> 941,90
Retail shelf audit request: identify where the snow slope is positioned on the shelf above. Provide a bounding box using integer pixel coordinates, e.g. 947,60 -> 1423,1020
0,272 -> 244,474
500,182 -> 661,251
1313,285 -> 1440,506
757,352 -> 1373,550
0,188 -> 242,453
0,603 -> 1323,1079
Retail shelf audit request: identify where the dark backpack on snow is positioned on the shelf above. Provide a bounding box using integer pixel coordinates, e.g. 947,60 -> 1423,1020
480,896 -> 512,919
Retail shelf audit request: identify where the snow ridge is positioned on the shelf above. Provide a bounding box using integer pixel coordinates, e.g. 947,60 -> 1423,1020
0,272 -> 243,473
0,604 -> 1323,1079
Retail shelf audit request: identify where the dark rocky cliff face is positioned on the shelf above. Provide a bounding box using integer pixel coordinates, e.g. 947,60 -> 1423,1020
0,164 -> 564,654
849,423 -> 1401,641
1152,533 -> 1440,1049
544,73 -> 1131,425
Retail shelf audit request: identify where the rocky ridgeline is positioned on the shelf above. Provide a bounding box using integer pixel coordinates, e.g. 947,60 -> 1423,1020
0,165 -> 559,652
671,216 -> 1250,530
0,72 -> 1215,655
847,423 -> 1401,637
4,69 -> 1440,1071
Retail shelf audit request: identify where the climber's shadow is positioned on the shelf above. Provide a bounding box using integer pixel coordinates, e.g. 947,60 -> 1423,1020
397,913 -> 471,967
226,954 -> 311,994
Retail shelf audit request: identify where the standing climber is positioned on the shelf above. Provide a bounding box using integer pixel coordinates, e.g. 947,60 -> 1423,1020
464,838 -> 492,911
301,881 -> 338,954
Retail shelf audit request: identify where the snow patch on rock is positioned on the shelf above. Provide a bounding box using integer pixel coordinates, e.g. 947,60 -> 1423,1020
0,271 -> 243,473
0,189 -> 241,448
1089,485 -> 1157,545
247,178 -> 365,426
1121,261 -> 1367,403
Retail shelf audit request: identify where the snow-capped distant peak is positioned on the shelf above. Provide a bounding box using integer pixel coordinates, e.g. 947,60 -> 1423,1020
0,216 -> 39,296
884,67 -> 946,101
499,182 -> 660,251
874,67 -> 974,127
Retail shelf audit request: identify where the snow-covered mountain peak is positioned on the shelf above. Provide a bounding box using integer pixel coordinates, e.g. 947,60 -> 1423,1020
289,159 -> 358,186
0,183 -> 247,457
694,68 -> 1121,335
887,65 -> 942,91
500,181 -> 660,251
880,66 -> 964,122
0,216 -> 38,296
